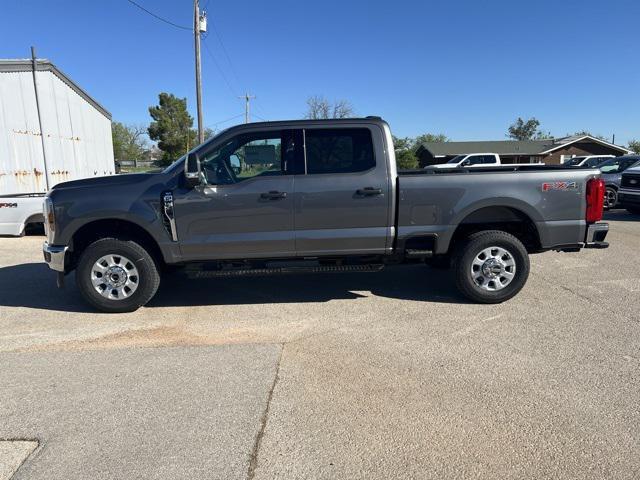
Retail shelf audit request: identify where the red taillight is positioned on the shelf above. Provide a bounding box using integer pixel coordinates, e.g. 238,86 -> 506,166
586,178 -> 605,223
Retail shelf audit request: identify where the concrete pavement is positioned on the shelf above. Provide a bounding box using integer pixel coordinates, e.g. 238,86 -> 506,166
0,346 -> 281,480
0,210 -> 638,479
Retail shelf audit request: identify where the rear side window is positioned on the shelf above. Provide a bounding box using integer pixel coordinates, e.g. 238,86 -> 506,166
467,155 -> 495,165
305,128 -> 375,174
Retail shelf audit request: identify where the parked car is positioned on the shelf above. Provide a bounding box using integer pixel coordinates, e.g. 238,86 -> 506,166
43,117 -> 609,312
617,163 -> 640,214
431,153 -> 503,169
597,156 -> 640,208
563,155 -> 614,168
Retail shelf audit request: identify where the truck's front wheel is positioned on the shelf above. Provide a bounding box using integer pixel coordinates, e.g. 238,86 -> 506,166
453,230 -> 529,304
76,238 -> 160,313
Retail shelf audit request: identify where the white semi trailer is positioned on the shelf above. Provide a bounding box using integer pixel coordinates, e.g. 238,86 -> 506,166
0,51 -> 114,235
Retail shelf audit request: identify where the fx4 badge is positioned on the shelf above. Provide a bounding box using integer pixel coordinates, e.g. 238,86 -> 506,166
542,181 -> 578,192
0,202 -> 18,208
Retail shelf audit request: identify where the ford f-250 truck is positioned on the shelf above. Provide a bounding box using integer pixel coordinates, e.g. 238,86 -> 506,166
42,117 -> 609,312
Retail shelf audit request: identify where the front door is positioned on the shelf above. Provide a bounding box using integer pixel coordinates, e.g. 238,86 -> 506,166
174,129 -> 300,261
293,126 -> 392,256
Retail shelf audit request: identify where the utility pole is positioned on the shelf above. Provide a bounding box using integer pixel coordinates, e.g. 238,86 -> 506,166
239,93 -> 256,123
30,46 -> 50,191
194,0 -> 206,144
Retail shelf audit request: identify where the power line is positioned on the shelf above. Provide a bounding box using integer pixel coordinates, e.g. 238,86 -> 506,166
252,101 -> 269,120
208,18 -> 243,89
211,113 -> 244,126
125,0 -> 191,31
202,37 -> 239,97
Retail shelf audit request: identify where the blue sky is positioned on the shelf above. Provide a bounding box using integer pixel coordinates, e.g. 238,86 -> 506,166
2,0 -> 639,144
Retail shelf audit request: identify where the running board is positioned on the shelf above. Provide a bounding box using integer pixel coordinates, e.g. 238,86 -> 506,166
187,263 -> 384,279
405,249 -> 433,258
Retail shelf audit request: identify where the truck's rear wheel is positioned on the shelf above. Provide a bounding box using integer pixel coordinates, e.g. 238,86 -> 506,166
453,230 -> 529,304
76,238 -> 160,313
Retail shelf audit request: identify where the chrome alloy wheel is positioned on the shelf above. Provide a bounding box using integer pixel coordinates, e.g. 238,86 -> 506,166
470,246 -> 516,291
91,254 -> 139,300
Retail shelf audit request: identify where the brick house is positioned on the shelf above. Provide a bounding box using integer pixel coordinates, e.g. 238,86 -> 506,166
416,135 -> 632,167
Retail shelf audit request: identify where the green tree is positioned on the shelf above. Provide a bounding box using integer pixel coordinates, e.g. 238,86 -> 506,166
507,117 -> 549,140
629,139 -> 640,153
396,149 -> 419,170
148,93 -> 197,166
111,122 -> 148,161
305,95 -> 354,119
392,136 -> 418,169
203,127 -> 215,141
414,133 -> 449,145
392,133 -> 448,169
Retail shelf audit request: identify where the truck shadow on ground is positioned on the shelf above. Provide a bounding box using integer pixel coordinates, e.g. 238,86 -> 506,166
148,264 -> 469,308
603,209 -> 640,222
0,263 -> 468,313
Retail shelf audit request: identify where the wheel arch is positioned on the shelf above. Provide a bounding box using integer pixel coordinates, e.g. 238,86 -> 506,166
449,205 -> 541,253
69,218 -> 165,271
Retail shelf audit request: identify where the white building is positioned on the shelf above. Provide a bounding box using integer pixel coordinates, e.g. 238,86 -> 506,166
0,57 -> 114,195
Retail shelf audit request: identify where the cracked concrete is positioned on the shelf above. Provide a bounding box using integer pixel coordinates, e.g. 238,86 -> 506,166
0,441 -> 38,480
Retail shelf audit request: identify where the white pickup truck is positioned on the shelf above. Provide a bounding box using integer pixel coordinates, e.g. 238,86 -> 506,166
432,153 -> 506,169
0,194 -> 46,236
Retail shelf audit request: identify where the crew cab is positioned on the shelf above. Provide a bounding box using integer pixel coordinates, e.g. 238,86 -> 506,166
43,118 -> 609,312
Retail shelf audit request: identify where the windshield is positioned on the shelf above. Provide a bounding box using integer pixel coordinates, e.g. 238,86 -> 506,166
161,128 -> 230,173
447,155 -> 466,164
599,158 -> 639,174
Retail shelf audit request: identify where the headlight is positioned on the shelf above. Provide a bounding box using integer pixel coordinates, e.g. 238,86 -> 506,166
44,197 -> 55,236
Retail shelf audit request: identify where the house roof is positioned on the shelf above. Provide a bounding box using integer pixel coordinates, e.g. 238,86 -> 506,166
418,136 -> 632,157
0,58 -> 111,119
538,135 -> 632,154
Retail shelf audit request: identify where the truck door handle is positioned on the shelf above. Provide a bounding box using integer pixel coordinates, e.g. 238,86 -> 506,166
260,191 -> 287,200
356,187 -> 383,196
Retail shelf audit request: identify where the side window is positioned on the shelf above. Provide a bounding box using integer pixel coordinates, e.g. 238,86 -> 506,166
467,155 -> 484,165
585,158 -> 600,167
305,128 -> 375,174
200,131 -> 298,184
482,155 -> 497,164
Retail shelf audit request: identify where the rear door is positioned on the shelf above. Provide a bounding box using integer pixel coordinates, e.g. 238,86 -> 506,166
293,125 -> 392,256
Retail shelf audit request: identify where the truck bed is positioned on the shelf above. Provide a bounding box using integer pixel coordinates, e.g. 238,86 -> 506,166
396,166 -> 599,254
400,164 -> 587,175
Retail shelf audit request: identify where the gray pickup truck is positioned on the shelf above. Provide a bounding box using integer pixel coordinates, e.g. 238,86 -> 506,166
43,117 -> 609,312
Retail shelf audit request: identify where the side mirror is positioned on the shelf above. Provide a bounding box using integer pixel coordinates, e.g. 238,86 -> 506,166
461,159 -> 471,167
184,152 -> 201,187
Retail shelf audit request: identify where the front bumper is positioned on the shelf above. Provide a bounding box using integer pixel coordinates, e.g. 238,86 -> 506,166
43,242 -> 68,272
618,189 -> 640,207
584,222 -> 609,249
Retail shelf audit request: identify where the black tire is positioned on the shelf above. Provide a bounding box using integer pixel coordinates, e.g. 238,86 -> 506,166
76,238 -> 160,313
604,187 -> 618,209
452,230 -> 530,304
